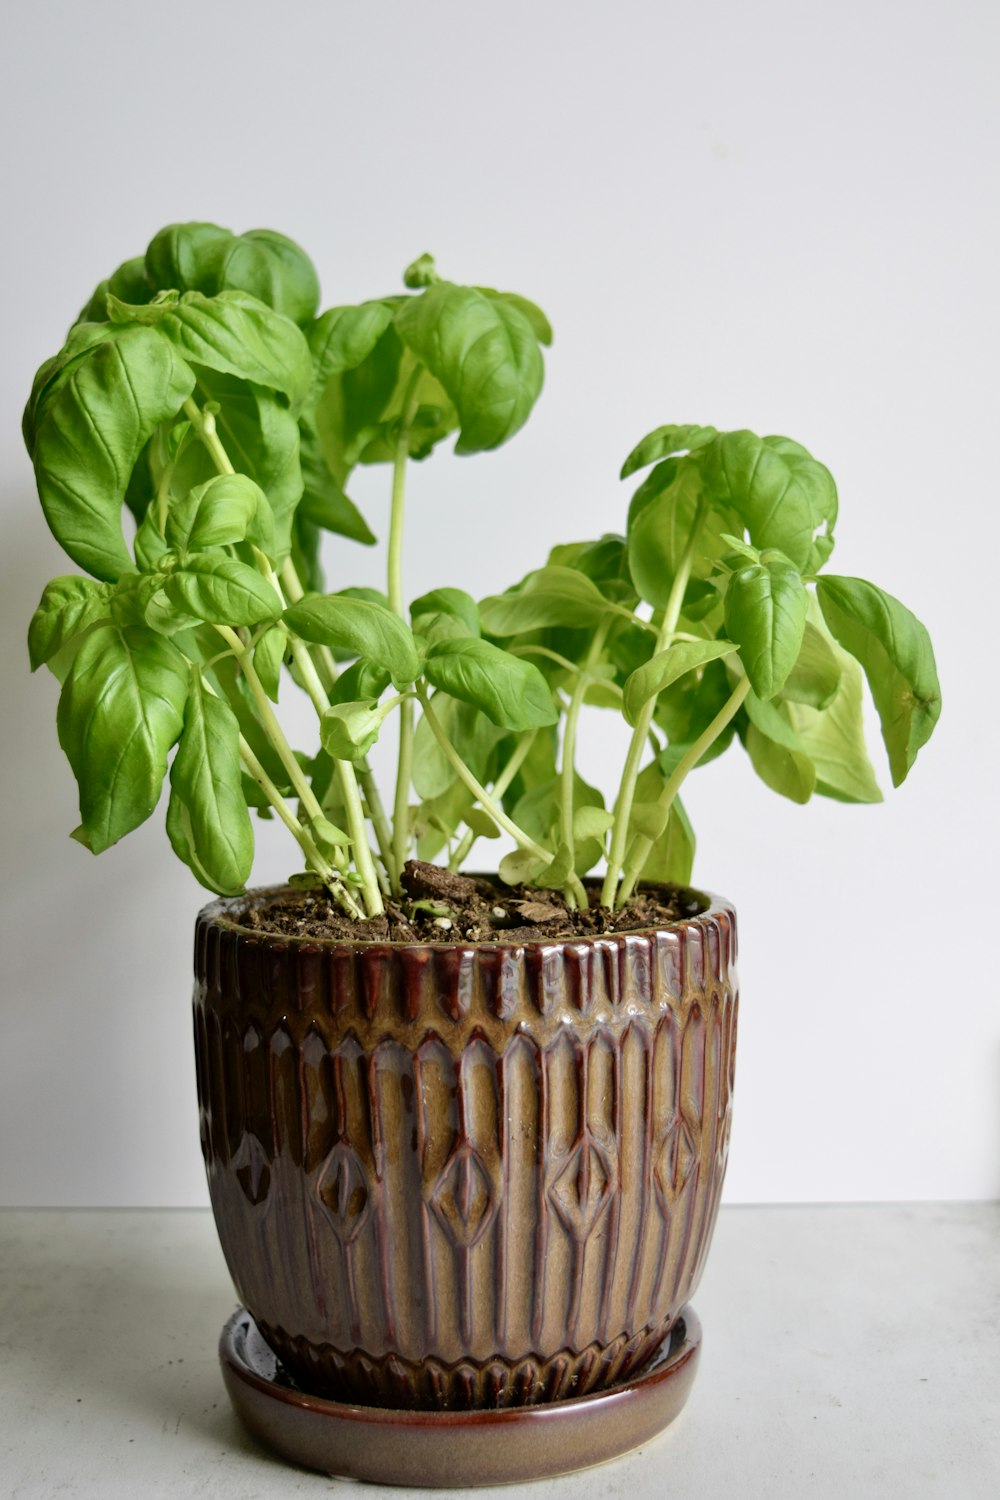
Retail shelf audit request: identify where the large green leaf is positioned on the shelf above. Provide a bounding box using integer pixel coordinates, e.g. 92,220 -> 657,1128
785,648 -> 882,803
742,688 -> 815,803
30,326 -> 195,580
309,301 -> 397,390
704,431 -> 836,569
424,638 -> 558,731
156,291 -> 312,412
413,695 -> 504,798
165,473 -> 271,554
56,622 -> 188,851
145,222 -> 320,325
394,282 -> 545,453
621,423 -> 718,479
623,639 -> 738,727
28,576 -> 111,672
480,566 -> 616,636
817,575 -> 941,786
283,593 -> 421,685
781,618 -> 842,710
166,673 -> 253,894
297,419 -> 376,543
76,256 -> 155,327
173,371 -> 304,561
162,555 -> 283,626
724,552 -> 808,700
626,456 -> 737,607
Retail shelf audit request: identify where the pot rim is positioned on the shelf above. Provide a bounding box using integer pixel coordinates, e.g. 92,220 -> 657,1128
197,879 -> 733,953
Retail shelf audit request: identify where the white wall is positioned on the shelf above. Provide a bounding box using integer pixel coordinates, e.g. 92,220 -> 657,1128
1,0 -> 996,1206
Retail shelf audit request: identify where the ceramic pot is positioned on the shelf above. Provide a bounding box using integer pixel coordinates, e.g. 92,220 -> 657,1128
193,885 -> 738,1410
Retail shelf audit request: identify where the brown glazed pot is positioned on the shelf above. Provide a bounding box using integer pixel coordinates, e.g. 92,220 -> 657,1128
193,884 -> 738,1411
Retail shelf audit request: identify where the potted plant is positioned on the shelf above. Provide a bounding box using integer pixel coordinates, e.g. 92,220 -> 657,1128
24,222 -> 941,1487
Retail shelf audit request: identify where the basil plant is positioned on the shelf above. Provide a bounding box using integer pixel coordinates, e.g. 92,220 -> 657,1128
25,222 -> 941,920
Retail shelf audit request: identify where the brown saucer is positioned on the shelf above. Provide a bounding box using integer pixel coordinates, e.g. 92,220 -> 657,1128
219,1307 -> 702,1487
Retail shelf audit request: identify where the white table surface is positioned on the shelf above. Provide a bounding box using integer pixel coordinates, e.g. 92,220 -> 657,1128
1,1204 -> 997,1499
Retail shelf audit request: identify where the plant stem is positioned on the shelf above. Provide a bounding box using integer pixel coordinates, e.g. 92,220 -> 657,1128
601,501 -> 709,908
560,621 -> 612,870
448,730 -> 538,871
215,624 -> 327,823
236,735 -> 362,919
184,392 -> 384,918
616,676 -> 750,906
279,559 -> 395,887
388,367 -> 423,883
417,687 -> 588,906
183,396 -> 234,474
255,559 -> 383,918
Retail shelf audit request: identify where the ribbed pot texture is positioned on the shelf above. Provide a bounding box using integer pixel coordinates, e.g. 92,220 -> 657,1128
193,887 -> 738,1410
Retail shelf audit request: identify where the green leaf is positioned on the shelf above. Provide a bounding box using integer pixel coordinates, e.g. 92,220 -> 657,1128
623,639 -> 738,727
413,695 -> 505,799
283,594 -> 421,686
57,622 -> 188,851
329,659 -> 391,705
640,797 -> 696,887
480,565 -> 616,636
134,505 -> 169,571
297,421 -> 376,543
411,587 -> 481,638
724,552 -> 808,700
653,655 -> 734,765
817,576 -> 941,787
253,625 -> 286,702
309,302 -> 397,388
394,282 -> 545,453
403,253 -> 441,289
785,648 -> 883,803
163,555 -> 282,626
743,688 -> 815,803
165,473 -> 270,553
28,576 -> 111,672
166,673 -> 253,894
145,222 -> 320,325
573,806 -> 614,842
781,619 -> 842,710
320,700 -> 389,763
157,291 -> 312,412
76,256 -> 154,326
626,457 -> 738,607
499,848 -> 547,886
703,430 -> 836,570
465,807 -> 500,839
621,423 -> 718,479
477,288 -> 553,346
30,325 -> 195,580
424,638 -> 557,731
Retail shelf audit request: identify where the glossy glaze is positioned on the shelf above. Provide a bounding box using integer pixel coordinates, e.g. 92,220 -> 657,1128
220,1304 -> 702,1485
194,886 -> 738,1409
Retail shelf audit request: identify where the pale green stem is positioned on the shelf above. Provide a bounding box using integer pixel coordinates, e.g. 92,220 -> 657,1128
185,393 -> 384,915
448,730 -> 538,871
417,688 -> 587,907
616,676 -> 751,906
601,501 -> 709,908
214,625 -> 326,828
184,396 -> 234,474
279,559 -> 395,886
388,367 -> 423,882
236,734 -> 362,919
256,560 -> 383,918
560,621 -> 612,871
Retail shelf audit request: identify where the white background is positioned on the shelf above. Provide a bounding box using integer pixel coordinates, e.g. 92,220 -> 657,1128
0,0 -> 996,1207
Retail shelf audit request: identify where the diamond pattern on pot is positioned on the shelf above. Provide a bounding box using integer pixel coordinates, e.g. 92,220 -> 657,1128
232,1132 -> 271,1206
317,1142 -> 374,1243
429,1140 -> 498,1248
653,1114 -> 700,1207
549,1132 -> 617,1243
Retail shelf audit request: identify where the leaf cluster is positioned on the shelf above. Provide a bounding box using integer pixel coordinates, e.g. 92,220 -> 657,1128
25,229 -> 941,916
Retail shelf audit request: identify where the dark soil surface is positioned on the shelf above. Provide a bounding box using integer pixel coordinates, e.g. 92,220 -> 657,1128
242,861 -> 704,944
